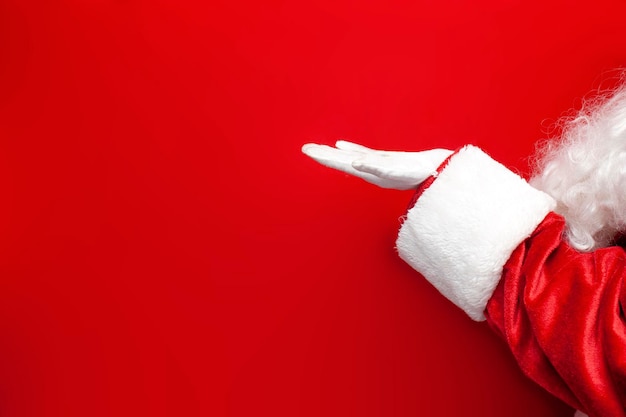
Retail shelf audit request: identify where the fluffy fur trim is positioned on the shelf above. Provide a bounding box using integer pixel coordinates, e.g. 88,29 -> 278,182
397,146 -> 556,321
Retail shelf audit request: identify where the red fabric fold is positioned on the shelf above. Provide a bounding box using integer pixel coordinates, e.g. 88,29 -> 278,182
485,212 -> 626,417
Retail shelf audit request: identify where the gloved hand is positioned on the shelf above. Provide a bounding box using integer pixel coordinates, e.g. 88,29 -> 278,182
302,140 -> 453,190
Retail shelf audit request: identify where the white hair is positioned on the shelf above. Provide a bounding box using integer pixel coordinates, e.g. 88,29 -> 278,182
530,82 -> 626,251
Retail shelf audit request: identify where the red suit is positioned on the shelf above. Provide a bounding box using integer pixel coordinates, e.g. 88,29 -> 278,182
396,146 -> 626,417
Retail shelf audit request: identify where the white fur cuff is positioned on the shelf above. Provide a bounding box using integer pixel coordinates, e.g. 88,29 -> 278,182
397,146 -> 556,321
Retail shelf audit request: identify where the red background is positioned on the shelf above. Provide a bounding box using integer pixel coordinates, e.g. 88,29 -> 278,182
0,0 -> 625,416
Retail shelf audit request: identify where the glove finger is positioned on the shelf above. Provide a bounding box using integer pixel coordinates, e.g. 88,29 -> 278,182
335,140 -> 376,153
351,154 -> 398,179
351,159 -> 419,189
302,144 -> 374,177
303,144 -> 399,186
335,140 -> 407,157
302,144 -> 357,169
352,155 -> 429,184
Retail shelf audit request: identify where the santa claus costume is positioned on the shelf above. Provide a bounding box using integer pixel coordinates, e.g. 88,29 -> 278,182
303,83 -> 626,417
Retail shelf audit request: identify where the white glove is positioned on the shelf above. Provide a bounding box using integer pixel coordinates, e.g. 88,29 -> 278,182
302,140 -> 453,190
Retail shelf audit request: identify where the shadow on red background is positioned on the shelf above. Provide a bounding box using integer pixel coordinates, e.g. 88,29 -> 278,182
0,0 -> 624,415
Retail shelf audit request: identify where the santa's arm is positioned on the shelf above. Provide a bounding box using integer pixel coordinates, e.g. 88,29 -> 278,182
303,142 -> 558,320
304,142 -> 626,417
397,145 -> 626,415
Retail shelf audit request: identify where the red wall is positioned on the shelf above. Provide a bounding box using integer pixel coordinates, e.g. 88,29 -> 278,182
0,0 -> 624,415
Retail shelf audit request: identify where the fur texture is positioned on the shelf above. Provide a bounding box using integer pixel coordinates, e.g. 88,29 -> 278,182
396,146 -> 556,321
531,82 -> 626,251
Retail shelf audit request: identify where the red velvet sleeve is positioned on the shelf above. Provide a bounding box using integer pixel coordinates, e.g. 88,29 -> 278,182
485,212 -> 626,417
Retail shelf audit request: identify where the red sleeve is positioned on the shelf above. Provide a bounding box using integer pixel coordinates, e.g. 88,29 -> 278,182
485,212 -> 626,417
